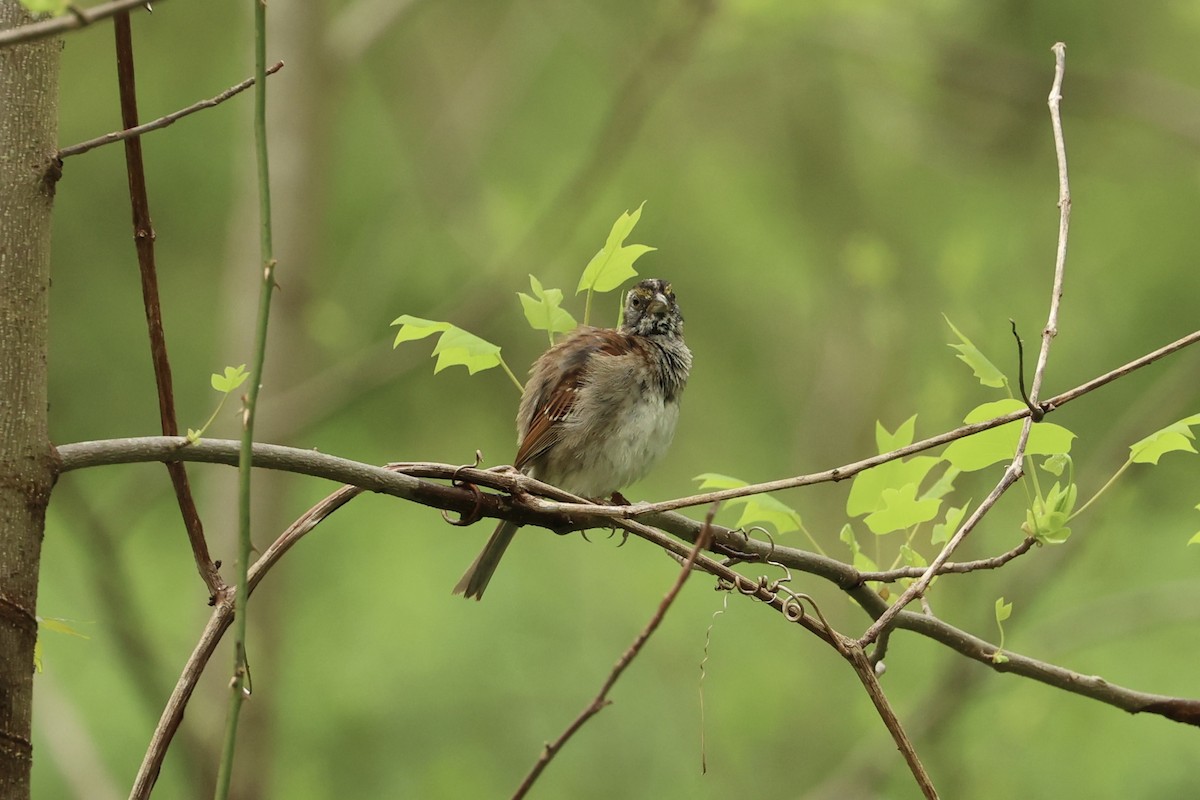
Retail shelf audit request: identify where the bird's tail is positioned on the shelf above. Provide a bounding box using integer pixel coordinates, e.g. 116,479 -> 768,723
452,520 -> 519,600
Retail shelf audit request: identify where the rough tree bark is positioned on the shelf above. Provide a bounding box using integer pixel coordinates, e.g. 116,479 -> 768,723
0,2 -> 59,797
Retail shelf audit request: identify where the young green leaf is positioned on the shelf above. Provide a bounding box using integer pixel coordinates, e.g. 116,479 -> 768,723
994,596 -> 1013,623
992,596 -> 1013,664
693,473 -> 803,534
1128,413 -> 1200,465
430,326 -> 503,375
1040,453 -> 1071,477
942,399 -> 1075,472
211,364 -> 249,394
392,315 -> 523,390
577,202 -> 656,295
847,416 -> 942,516
518,275 -> 578,341
899,543 -> 928,568
390,314 -> 452,346
1023,480 -> 1076,544
944,315 -> 1008,389
839,524 -> 879,574
931,502 -> 970,545
863,484 -> 941,535
38,617 -> 90,640
920,465 -> 961,502
1188,531 -> 1200,546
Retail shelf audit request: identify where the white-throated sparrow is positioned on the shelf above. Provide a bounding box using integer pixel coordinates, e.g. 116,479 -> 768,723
453,278 -> 692,599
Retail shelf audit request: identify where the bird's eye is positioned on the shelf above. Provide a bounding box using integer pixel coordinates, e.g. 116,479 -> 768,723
630,295 -> 642,307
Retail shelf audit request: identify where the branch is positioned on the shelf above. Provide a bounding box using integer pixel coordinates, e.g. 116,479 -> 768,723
0,0 -> 167,49
61,434 -> 1200,733
501,327 -> 1200,519
57,61 -> 284,159
841,644 -> 939,799
111,11 -> 223,598
511,508 -> 716,800
214,0 -> 277,786
858,42 -> 1074,647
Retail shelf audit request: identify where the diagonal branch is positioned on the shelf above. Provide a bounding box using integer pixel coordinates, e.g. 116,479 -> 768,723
859,42 -> 1073,647
0,0 -> 167,49
58,61 -> 284,159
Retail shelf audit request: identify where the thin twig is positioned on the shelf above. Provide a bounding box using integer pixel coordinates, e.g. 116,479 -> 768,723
214,1 -> 277,795
511,507 -> 717,800
58,62 -> 285,159
857,43 -> 1074,647
0,0 -> 167,48
858,536 -> 1039,583
111,12 -> 224,599
841,644 -> 939,799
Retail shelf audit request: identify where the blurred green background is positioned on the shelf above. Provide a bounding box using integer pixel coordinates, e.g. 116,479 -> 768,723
32,0 -> 1200,797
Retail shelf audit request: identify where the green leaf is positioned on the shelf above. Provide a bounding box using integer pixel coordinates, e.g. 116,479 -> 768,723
876,415 -> 917,451
920,465 -> 961,503
992,596 -> 1013,663
839,524 -> 878,573
391,316 -> 504,376
431,326 -> 503,375
1129,413 -> 1200,465
211,364 -> 249,393
994,596 -> 1013,623
20,0 -> 70,14
1024,480 -> 1076,544
931,502 -> 969,545
899,543 -> 927,568
1188,531 -> 1200,546
847,416 -> 942,516
693,473 -> 802,534
577,202 -> 656,294
942,399 -> 1075,472
518,275 -> 578,336
864,484 -> 941,535
944,315 -> 1008,389
390,314 -> 451,345
1040,453 -> 1070,477
38,617 -> 90,640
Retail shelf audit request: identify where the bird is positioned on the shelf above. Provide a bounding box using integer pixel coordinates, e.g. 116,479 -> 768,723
453,278 -> 692,599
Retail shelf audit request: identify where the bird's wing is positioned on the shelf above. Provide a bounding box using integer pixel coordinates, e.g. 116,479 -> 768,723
513,328 -> 631,470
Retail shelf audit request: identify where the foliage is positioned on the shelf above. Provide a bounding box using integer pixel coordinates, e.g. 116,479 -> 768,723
390,205 -> 653,388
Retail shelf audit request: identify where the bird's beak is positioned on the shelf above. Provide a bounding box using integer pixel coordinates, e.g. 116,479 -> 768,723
647,293 -> 669,316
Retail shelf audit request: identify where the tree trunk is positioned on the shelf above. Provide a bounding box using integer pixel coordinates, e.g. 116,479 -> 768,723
0,4 -> 59,798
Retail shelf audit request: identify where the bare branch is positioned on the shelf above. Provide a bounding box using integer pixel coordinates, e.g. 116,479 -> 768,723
858,43 -> 1075,647
0,0 -> 168,49
858,536 -> 1039,583
110,11 -> 223,598
57,61 -> 284,159
512,508 -> 717,800
841,644 -> 939,799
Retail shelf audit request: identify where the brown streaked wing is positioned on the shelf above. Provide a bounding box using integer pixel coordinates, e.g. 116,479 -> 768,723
512,329 -> 633,470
